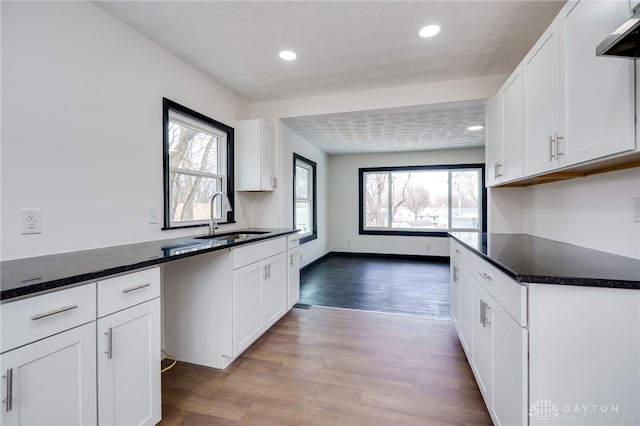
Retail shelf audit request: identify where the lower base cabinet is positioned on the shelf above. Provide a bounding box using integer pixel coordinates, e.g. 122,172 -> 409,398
97,298 -> 161,426
0,322 -> 98,426
451,239 -> 640,425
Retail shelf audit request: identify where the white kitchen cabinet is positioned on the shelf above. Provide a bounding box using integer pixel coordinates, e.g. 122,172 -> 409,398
523,0 -> 635,178
232,237 -> 287,356
164,236 -> 290,369
96,268 -> 161,426
528,284 -> 640,426
0,322 -> 97,426
236,118 -> 275,191
470,279 -> 492,404
232,260 -> 265,356
523,16 -> 564,176
486,64 -> 524,187
450,240 -> 528,426
560,0 -> 635,167
287,233 -> 301,308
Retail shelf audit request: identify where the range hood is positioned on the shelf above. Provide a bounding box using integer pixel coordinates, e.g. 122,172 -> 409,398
596,11 -> 640,57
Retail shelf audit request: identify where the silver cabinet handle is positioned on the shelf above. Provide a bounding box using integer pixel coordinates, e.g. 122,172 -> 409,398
480,299 -> 485,325
31,304 -> 78,321
453,266 -> 459,283
122,282 -> 151,293
495,162 -> 503,178
2,368 -> 12,412
452,248 -> 460,254
105,327 -> 113,359
263,265 -> 268,280
556,133 -> 564,156
483,303 -> 492,328
267,264 -> 271,279
289,254 -> 294,266
478,272 -> 492,280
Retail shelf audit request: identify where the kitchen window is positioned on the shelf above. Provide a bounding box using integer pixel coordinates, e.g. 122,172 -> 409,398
359,164 -> 485,236
293,153 -> 317,243
162,98 -> 234,229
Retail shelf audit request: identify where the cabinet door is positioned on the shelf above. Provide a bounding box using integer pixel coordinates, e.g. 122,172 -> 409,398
470,279 -> 492,405
450,262 -> 461,327
524,17 -> 563,176
458,269 -> 472,356
501,64 -> 524,183
0,322 -> 97,426
562,0 -> 635,166
262,253 -> 287,328
287,248 -> 300,308
232,262 -> 263,356
97,298 -> 161,426
260,120 -> 274,191
485,94 -> 503,187
491,302 -> 528,426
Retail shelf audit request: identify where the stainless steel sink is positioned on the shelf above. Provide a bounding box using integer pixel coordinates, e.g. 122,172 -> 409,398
195,231 -> 269,241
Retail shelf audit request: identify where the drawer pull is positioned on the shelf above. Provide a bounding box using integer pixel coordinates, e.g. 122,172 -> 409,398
478,272 -> 492,280
2,368 -> 12,412
31,304 -> 78,321
289,254 -> 294,266
452,248 -> 460,254
122,282 -> 151,293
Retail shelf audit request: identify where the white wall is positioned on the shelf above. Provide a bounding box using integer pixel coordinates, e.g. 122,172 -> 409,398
525,168 -> 640,259
488,168 -> 640,259
250,75 -> 504,265
1,1 -> 251,260
329,148 -> 485,257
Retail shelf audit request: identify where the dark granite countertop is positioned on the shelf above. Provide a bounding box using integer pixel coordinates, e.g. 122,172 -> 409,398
1,228 -> 298,302
449,232 -> 640,290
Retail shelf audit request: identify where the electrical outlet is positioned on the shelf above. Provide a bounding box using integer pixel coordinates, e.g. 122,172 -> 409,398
21,209 -> 42,234
148,206 -> 159,224
634,197 -> 640,223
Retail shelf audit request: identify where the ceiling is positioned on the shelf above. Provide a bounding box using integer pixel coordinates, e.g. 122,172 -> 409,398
94,0 -> 565,154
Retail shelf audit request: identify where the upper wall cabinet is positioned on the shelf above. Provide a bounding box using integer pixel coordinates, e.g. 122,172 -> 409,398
236,119 -> 275,192
486,64 -> 524,187
561,0 -> 635,166
523,17 -> 564,176
523,0 -> 635,177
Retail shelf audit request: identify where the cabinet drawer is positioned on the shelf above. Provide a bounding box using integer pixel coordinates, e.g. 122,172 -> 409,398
470,254 -> 527,327
287,233 -> 300,249
97,267 -> 160,317
1,283 -> 96,353
450,239 -> 469,270
232,237 -> 286,270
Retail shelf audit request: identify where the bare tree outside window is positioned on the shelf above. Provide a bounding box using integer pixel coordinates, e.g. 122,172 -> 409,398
163,98 -> 234,229
360,165 -> 484,234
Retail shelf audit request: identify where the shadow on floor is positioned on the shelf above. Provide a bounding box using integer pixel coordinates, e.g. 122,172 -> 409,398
299,254 -> 451,319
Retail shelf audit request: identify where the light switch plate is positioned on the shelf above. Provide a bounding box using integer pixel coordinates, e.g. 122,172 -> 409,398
148,206 -> 159,224
634,197 -> 640,222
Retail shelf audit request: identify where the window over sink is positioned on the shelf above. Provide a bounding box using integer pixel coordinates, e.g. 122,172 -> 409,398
162,98 -> 235,229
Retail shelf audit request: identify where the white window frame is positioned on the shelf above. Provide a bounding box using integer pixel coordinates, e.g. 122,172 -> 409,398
293,153 -> 317,243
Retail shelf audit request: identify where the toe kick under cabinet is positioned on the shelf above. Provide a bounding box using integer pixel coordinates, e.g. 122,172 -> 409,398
163,236 -> 290,370
450,240 -> 640,426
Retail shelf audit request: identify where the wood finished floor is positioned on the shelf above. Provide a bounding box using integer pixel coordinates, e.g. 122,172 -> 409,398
300,255 -> 451,319
159,307 -> 492,425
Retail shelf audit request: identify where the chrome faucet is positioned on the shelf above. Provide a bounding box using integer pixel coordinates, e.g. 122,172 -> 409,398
209,191 -> 233,236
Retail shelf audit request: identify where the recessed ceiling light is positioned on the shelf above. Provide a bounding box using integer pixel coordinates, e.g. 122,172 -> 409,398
419,25 -> 441,38
279,50 -> 297,61
467,125 -> 484,131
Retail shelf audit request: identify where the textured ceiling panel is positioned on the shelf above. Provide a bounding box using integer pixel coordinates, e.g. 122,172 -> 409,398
282,101 -> 486,154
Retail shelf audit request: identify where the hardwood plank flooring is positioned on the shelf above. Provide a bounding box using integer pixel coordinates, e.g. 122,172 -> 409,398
300,255 -> 451,319
159,307 -> 492,425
